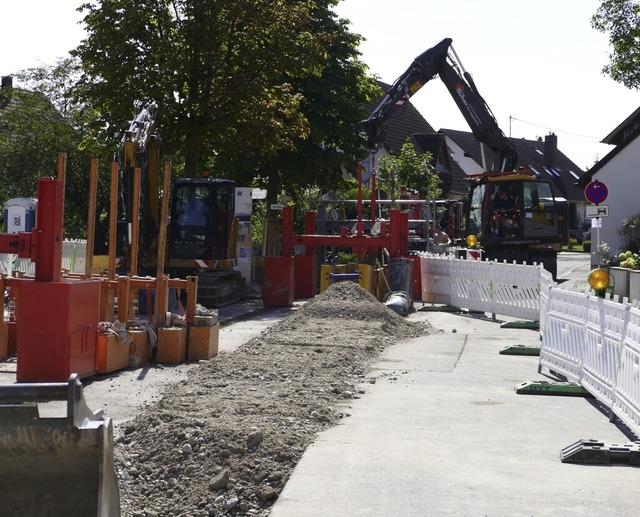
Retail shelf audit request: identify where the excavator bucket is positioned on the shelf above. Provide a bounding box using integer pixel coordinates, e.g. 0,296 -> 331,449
0,374 -> 120,516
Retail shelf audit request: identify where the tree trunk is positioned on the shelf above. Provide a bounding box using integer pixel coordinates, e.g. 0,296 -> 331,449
184,152 -> 197,178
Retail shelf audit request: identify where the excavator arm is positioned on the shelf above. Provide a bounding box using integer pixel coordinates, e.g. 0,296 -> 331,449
117,101 -> 161,266
362,38 -> 518,172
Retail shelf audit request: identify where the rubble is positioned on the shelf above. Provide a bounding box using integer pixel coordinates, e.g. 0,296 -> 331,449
116,281 -> 433,516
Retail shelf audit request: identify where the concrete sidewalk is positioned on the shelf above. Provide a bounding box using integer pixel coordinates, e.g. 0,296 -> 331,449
271,308 -> 639,517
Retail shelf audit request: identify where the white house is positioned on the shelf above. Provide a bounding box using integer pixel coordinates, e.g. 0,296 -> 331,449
578,107 -> 640,254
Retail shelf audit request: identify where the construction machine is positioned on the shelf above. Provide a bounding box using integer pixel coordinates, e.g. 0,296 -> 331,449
113,102 -> 243,307
362,38 -> 568,277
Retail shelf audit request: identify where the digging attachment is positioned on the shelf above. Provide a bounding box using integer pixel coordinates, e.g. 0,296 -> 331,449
0,374 -> 120,516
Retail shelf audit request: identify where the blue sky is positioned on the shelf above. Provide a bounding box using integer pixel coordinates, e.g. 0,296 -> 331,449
2,1 -> 638,170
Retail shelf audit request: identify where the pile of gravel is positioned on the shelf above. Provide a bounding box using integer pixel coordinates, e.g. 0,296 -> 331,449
116,281 -> 432,516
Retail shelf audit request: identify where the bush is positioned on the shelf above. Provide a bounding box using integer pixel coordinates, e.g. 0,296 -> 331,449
619,213 -> 640,253
583,240 -> 591,253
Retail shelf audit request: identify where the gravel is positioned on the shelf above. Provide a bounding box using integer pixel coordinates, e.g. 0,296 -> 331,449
116,281 -> 434,516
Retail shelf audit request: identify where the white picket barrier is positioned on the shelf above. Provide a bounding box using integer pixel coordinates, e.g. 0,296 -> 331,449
419,254 -> 452,305
612,305 -> 640,435
581,296 -> 630,408
419,253 -> 542,321
8,239 -> 88,276
419,253 -> 640,437
538,287 -> 589,382
539,288 -> 640,438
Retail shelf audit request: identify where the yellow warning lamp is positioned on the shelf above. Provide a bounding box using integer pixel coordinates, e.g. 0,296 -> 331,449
466,234 -> 478,248
588,268 -> 610,291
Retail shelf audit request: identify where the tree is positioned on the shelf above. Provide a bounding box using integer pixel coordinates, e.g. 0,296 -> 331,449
72,0 -> 328,177
377,141 -> 441,201
8,60 -> 113,239
592,0 -> 640,89
210,2 -> 380,253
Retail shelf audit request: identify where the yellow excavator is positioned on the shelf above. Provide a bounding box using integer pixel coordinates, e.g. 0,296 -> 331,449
107,102 -> 244,307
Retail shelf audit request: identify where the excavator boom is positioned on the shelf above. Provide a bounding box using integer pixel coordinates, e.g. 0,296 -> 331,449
363,38 -> 518,172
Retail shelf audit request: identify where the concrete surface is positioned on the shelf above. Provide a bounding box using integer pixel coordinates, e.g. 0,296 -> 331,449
270,307 -> 640,517
0,298 -> 299,430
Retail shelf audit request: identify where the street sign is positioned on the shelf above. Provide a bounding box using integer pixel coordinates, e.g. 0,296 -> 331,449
584,180 -> 608,205
270,203 -> 285,210
585,205 -> 609,218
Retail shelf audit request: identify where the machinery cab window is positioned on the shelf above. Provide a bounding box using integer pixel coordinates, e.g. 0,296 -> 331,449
168,179 -> 236,261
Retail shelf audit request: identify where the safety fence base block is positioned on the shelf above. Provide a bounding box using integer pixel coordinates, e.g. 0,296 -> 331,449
515,380 -> 593,396
500,344 -> 540,356
418,305 -> 462,312
500,320 -> 539,330
561,439 -> 640,465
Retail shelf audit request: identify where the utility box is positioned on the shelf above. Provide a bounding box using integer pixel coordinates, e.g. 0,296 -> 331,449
4,198 -> 37,233
16,279 -> 99,382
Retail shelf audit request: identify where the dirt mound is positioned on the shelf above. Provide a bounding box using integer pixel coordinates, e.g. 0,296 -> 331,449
116,282 -> 432,516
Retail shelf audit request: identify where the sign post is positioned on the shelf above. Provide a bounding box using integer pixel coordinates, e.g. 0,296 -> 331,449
584,180 -> 609,269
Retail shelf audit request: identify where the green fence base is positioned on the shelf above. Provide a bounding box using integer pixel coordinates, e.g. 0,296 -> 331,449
499,344 -> 540,356
515,381 -> 592,396
500,321 -> 540,330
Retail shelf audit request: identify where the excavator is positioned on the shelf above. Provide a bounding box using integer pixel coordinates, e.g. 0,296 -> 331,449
362,38 -> 567,278
114,102 -> 243,307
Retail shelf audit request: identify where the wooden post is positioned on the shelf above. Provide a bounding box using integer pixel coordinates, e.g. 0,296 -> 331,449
130,167 -> 141,277
85,159 -> 98,278
186,276 -> 198,326
117,275 -> 131,322
154,162 -> 172,326
108,162 -> 118,280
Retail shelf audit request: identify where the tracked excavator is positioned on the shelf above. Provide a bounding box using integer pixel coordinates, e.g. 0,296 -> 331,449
113,102 -> 243,307
362,38 -> 568,278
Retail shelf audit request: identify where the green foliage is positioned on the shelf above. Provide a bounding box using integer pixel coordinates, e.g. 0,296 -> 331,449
7,61 -> 113,239
618,249 -> 640,269
619,212 -> 640,252
376,141 -> 441,199
251,199 -> 266,254
583,240 -> 591,252
592,0 -> 640,89
72,0 -> 376,178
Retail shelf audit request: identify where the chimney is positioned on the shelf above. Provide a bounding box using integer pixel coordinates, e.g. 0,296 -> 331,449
544,132 -> 557,166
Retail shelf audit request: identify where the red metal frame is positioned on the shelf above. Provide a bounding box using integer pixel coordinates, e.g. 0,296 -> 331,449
280,206 -> 409,259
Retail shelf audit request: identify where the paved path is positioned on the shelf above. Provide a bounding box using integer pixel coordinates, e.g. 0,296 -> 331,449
271,307 -> 639,517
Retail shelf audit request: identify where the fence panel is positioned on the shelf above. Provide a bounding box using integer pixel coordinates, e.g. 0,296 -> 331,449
490,261 -> 541,321
612,305 -> 640,435
539,287 -> 589,381
419,255 -> 452,305
581,297 -> 629,408
419,254 -> 543,321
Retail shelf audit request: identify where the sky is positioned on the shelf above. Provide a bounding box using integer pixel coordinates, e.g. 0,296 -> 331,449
2,0 -> 638,171
334,0 -> 639,170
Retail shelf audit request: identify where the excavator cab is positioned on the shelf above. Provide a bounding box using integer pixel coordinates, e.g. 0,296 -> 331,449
468,176 -> 561,244
168,178 -> 236,261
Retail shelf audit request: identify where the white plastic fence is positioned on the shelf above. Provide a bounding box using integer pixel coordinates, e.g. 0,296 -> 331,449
419,253 -> 545,321
419,253 -> 640,438
0,239 -> 87,276
539,289 -> 640,438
